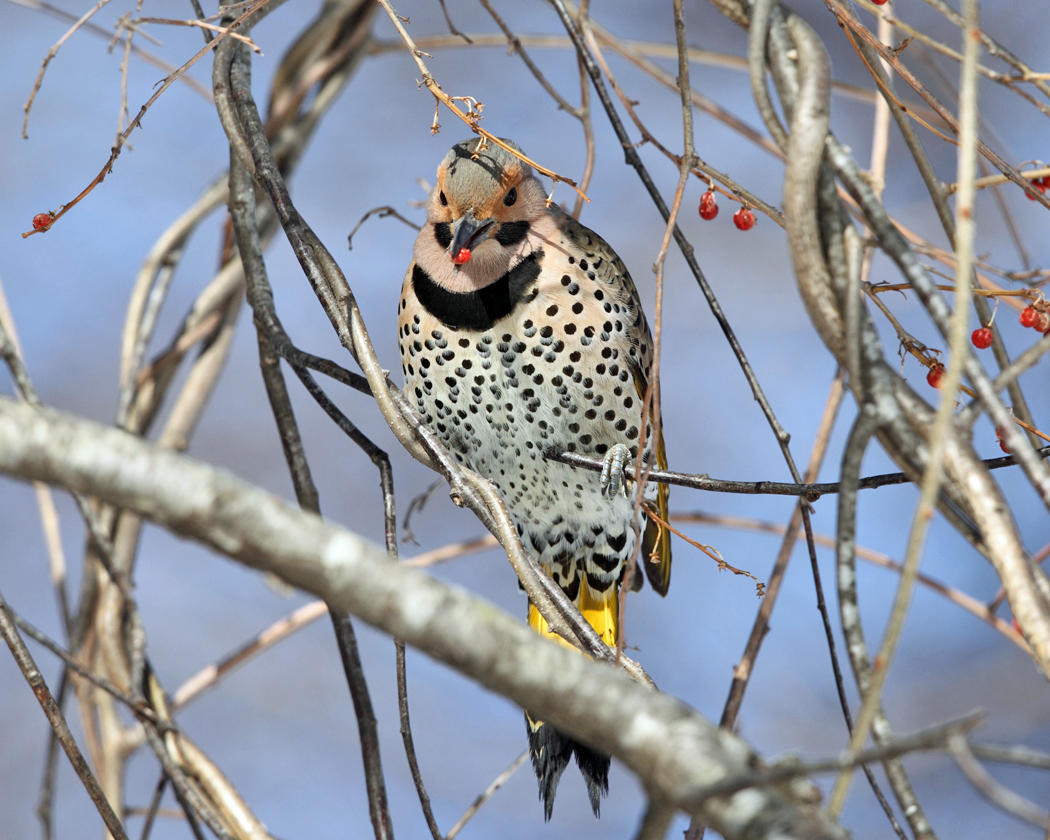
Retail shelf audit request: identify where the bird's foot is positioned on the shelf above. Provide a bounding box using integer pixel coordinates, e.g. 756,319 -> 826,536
599,443 -> 630,499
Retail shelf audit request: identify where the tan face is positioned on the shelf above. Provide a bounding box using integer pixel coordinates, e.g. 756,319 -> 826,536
427,142 -> 548,265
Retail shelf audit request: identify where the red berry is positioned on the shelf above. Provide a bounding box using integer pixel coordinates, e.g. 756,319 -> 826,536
698,191 -> 719,221
451,248 -> 471,265
32,212 -> 52,231
871,0 -> 887,5
733,207 -> 755,231
926,363 -> 944,388
971,326 -> 993,349
1026,178 -> 1048,200
1035,311 -> 1050,332
1020,306 -> 1038,328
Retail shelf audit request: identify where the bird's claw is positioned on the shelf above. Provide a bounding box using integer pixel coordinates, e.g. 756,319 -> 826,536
599,443 -> 630,499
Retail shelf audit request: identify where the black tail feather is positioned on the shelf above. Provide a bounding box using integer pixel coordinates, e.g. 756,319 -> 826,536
573,741 -> 610,817
526,714 -> 572,820
525,713 -> 609,819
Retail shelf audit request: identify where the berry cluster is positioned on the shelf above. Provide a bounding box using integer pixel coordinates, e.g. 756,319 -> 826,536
929,306 -> 1042,379
696,188 -> 1043,460
923,298 -> 1049,455
1019,302 -> 1050,333
698,190 -> 755,231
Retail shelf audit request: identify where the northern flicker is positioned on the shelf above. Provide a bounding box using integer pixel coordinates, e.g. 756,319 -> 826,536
398,138 -> 671,819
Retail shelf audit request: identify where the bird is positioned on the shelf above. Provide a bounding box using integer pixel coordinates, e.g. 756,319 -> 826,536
397,137 -> 671,820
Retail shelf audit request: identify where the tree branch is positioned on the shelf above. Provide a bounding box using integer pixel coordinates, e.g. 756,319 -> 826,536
0,396 -> 847,840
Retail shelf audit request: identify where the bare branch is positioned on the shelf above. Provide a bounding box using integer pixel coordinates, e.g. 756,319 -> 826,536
0,396 -> 848,839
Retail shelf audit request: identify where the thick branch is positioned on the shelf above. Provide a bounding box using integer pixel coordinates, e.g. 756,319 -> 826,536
0,397 -> 846,840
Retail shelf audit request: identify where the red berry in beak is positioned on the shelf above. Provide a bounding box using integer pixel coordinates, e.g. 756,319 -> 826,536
452,248 -> 471,265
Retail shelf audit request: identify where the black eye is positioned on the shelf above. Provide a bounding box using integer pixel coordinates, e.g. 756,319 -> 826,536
439,191 -> 448,206
503,187 -> 517,207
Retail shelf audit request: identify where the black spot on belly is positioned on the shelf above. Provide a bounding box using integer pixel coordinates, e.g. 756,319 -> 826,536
592,552 -> 620,571
586,570 -> 610,590
412,251 -> 543,330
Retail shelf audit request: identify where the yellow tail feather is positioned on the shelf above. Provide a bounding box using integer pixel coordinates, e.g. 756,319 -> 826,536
528,580 -> 618,650
579,581 -> 618,648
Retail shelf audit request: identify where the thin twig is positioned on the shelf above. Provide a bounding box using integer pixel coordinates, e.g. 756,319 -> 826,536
444,751 -> 528,840
949,735 -> 1050,827
347,205 -> 420,249
11,609 -> 168,728
701,712 -> 983,800
21,0 -> 273,237
12,0 -> 211,99
0,590 -> 129,840
375,0 -> 588,203
172,600 -> 328,709
678,510 -> 1028,653
824,0 -> 1050,207
133,16 -> 261,50
477,0 -> 578,116
547,446 -> 1050,498
0,283 -> 71,638
22,0 -> 115,137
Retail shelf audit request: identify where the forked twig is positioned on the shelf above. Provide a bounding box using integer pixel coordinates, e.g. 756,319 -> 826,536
373,0 -> 589,204
21,0 -> 272,237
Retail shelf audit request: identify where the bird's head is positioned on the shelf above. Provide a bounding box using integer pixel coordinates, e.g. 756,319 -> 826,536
427,138 -> 548,269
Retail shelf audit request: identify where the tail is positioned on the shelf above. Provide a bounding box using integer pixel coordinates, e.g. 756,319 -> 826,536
525,714 -> 608,819
525,582 -> 616,819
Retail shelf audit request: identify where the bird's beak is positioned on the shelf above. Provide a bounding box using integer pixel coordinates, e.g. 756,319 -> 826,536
449,211 -> 495,261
